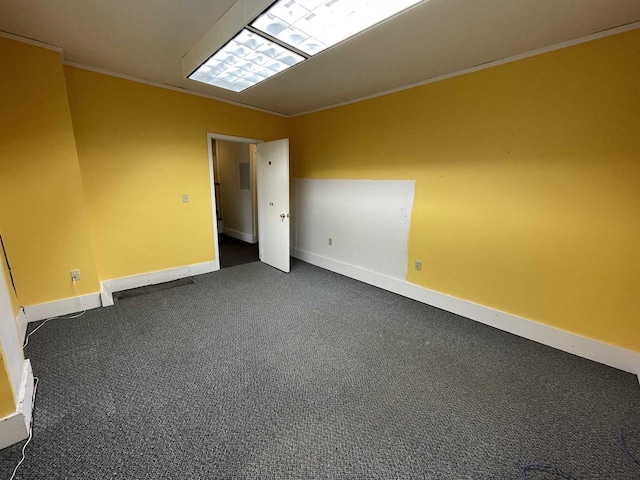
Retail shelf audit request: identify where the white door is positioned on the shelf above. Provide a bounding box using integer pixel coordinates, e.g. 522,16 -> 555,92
257,139 -> 290,273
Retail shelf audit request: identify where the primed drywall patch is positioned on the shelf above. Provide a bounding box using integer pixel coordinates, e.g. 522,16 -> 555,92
292,179 -> 415,280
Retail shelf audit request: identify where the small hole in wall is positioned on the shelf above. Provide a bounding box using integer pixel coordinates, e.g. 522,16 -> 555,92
269,161 -> 271,165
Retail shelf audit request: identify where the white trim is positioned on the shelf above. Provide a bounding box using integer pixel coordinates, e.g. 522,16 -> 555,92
291,248 -> 640,375
0,30 -> 63,55
99,261 -> 217,306
208,133 -> 263,144
251,146 -> 259,241
16,308 -> 27,342
208,134 -> 222,274
221,227 -> 257,244
0,360 -> 33,451
0,258 -> 24,398
24,293 -> 101,323
100,282 -> 114,308
292,21 -> 640,117
62,62 -> 288,118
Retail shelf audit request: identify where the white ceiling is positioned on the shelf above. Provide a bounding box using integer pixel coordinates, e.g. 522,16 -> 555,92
1,0 -> 639,116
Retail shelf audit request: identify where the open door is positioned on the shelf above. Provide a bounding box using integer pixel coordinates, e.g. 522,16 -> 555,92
257,139 -> 290,273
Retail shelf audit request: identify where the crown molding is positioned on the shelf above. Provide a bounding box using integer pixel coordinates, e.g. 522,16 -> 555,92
0,30 -> 63,54
291,20 -> 640,117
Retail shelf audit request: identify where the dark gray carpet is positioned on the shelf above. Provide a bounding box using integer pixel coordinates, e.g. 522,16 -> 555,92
1,260 -> 638,479
219,234 -> 258,268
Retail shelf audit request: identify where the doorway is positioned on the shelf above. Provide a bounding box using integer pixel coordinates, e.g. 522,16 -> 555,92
207,133 -> 291,273
211,137 -> 259,268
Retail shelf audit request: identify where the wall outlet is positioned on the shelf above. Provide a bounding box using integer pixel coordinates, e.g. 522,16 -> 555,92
70,269 -> 81,281
328,238 -> 333,246
182,193 -> 190,203
414,260 -> 422,271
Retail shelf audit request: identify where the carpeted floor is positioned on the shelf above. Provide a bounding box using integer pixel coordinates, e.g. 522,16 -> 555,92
219,234 -> 258,268
1,260 -> 639,479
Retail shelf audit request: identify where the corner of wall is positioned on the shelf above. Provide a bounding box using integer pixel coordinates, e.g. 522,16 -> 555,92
0,360 -> 34,451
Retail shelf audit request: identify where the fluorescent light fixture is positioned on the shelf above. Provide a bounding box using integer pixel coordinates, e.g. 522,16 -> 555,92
188,0 -> 423,91
189,28 -> 304,92
251,0 -> 423,56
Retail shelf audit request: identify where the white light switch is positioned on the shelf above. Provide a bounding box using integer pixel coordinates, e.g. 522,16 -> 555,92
182,194 -> 189,203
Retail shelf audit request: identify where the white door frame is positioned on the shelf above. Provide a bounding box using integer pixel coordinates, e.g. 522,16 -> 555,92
206,133 -> 263,271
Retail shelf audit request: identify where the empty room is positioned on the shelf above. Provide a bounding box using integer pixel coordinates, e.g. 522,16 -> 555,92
0,0 -> 639,478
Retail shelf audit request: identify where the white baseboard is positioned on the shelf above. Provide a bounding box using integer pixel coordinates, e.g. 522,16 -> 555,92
100,282 -> 114,307
16,308 -> 28,342
0,360 -> 33,450
221,227 -> 257,244
24,292 -> 102,323
100,260 -> 218,306
291,248 -> 640,375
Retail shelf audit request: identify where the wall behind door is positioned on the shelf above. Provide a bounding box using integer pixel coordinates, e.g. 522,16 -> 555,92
218,141 -> 256,244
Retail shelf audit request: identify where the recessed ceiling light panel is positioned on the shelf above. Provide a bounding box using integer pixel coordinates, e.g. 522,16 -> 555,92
189,29 -> 304,92
251,0 -> 423,56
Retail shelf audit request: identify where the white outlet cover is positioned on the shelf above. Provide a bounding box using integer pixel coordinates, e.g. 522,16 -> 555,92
182,194 -> 189,203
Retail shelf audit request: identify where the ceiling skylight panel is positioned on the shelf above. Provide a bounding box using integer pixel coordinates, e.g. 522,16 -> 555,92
188,28 -> 304,92
251,0 -> 423,56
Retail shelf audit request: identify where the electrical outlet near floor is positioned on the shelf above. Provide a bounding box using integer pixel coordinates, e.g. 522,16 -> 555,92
414,260 -> 422,271
70,269 -> 81,281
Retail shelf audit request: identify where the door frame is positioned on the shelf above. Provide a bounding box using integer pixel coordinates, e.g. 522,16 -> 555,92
207,133 -> 263,271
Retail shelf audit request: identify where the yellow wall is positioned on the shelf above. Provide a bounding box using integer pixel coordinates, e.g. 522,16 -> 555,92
0,37 -> 100,305
64,67 -> 288,280
290,29 -> 640,352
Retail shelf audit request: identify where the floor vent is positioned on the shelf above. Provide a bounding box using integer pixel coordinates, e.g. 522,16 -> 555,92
113,278 -> 195,301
